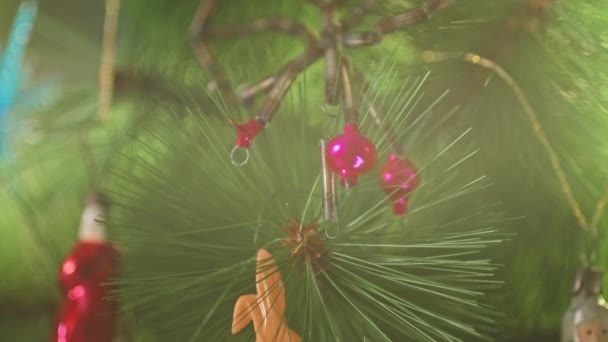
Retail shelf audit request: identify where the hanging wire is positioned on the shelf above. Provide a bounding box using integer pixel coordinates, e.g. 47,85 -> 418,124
320,76 -> 341,239
320,139 -> 340,239
320,113 -> 341,239
78,121 -> 98,187
588,185 -> 608,264
322,103 -> 340,138
97,0 -> 120,122
77,0 -> 120,188
590,185 -> 608,233
423,50 -> 608,263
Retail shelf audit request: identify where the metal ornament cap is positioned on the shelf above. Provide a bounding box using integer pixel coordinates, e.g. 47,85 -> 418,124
573,268 -> 604,296
79,192 -> 110,242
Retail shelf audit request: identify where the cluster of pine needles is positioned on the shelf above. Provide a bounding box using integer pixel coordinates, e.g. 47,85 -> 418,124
108,66 -> 506,341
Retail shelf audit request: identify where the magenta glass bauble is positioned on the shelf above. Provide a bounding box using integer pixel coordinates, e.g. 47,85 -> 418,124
379,154 -> 420,215
325,124 -> 377,187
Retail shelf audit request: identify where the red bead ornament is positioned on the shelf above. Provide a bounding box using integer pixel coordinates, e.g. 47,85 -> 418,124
379,154 -> 421,215
233,118 -> 265,148
54,242 -> 117,342
52,195 -> 117,342
325,124 -> 377,187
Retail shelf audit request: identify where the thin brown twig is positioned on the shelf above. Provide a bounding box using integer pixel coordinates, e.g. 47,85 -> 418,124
190,0 -> 457,131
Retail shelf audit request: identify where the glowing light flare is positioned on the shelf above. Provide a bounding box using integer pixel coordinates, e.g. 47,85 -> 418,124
57,323 -> 67,342
353,155 -> 364,169
62,259 -> 76,275
68,285 -> 86,300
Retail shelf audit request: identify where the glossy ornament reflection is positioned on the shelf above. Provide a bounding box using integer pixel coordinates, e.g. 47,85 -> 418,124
52,193 -> 117,342
562,268 -> 608,342
324,124 -> 377,187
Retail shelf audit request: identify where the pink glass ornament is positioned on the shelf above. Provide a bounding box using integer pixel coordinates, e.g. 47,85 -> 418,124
53,241 -> 117,342
233,118 -> 265,148
325,124 -> 377,187
379,154 -> 420,215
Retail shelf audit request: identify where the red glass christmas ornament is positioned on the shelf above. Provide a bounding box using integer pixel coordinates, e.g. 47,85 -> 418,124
325,124 -> 377,187
233,118 -> 265,148
52,194 -> 117,342
379,154 -> 421,215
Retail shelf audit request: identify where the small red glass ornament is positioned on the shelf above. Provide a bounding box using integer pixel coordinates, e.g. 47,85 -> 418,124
379,154 -> 421,215
325,124 -> 377,187
233,118 -> 265,148
52,193 -> 117,342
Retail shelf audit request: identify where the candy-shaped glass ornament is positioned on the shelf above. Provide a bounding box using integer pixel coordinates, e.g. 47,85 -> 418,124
378,154 -> 420,215
52,193 -> 117,342
562,269 -> 608,342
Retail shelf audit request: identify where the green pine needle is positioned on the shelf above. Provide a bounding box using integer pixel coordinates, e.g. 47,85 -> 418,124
109,66 -> 505,341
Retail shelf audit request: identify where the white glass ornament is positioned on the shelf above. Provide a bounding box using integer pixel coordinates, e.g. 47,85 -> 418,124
562,269 -> 608,342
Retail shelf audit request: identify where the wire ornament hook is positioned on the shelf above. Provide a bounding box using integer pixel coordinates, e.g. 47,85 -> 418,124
325,221 -> 340,239
321,103 -> 341,119
322,103 -> 340,138
230,145 -> 250,167
320,139 -> 340,239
